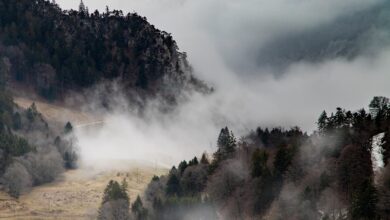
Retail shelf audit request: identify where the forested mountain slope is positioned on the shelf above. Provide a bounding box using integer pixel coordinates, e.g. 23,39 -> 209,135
0,0 -> 207,101
128,96 -> 390,220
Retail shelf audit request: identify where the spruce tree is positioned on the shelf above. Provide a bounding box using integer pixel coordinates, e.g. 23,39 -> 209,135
317,110 -> 328,132
200,152 -> 209,164
165,173 -> 181,196
98,180 -> 130,220
79,0 -> 86,13
64,122 -> 73,134
214,127 -> 237,162
132,196 -> 148,220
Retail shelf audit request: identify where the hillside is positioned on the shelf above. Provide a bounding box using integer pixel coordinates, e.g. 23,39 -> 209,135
0,1 -> 389,219
0,90 -> 167,219
0,165 -> 167,219
0,0 -> 207,102
138,97 -> 390,220
0,86 -> 81,198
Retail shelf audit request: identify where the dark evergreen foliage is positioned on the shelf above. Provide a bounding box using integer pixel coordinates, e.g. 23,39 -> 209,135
143,96 -> 390,219
101,180 -> 129,204
216,127 -> 237,159
0,0 -> 207,101
64,121 -> 73,134
132,196 -> 148,220
98,179 -> 131,220
0,80 -> 78,197
165,172 -> 181,196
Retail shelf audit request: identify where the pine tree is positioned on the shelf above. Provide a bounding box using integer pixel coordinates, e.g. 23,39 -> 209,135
132,196 -> 148,220
79,0 -> 86,13
214,127 -> 237,162
165,173 -> 181,196
98,180 -> 130,220
64,122 -> 73,134
317,110 -> 328,132
101,180 -> 129,204
105,5 -> 110,17
188,157 -> 199,166
200,152 -> 209,164
334,107 -> 346,128
178,160 -> 188,175
251,149 -> 270,178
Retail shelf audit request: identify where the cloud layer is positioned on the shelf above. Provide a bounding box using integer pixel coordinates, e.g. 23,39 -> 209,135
56,0 -> 390,166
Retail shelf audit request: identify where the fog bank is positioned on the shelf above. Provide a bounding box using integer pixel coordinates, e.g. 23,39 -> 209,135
56,0 -> 390,166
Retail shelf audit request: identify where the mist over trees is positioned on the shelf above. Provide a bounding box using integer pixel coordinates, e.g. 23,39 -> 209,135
0,1 -> 389,219
0,78 -> 78,197
136,96 -> 390,219
98,180 -> 131,220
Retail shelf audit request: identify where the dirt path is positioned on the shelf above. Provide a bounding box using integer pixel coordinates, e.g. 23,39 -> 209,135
0,164 -> 167,220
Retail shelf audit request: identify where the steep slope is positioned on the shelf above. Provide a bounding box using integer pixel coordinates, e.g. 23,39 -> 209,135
139,97 -> 390,220
0,0 -> 207,101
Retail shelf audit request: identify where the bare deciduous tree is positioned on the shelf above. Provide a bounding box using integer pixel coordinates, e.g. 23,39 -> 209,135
2,162 -> 32,198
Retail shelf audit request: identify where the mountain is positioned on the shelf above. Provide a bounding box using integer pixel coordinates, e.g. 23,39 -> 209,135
138,97 -> 390,220
0,0 -> 207,102
257,1 -> 390,71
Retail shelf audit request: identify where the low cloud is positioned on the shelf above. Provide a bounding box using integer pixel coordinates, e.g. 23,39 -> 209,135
55,0 -> 390,167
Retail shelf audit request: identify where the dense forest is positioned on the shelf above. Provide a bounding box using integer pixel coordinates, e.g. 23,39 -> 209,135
0,0 -> 207,102
1,1 -> 389,219
98,96 -> 390,220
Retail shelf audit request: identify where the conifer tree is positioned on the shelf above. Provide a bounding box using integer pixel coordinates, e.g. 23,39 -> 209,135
317,110 -> 328,132
98,180 -> 130,220
79,0 -> 86,13
132,195 -> 148,220
200,152 -> 209,164
214,127 -> 237,162
64,122 -> 73,134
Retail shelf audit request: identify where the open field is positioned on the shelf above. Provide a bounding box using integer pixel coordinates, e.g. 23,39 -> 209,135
13,96 -> 99,127
0,164 -> 167,219
0,95 -> 169,219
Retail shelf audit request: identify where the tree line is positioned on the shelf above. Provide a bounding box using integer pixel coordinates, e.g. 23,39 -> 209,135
0,0 -> 207,102
98,96 -> 390,220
